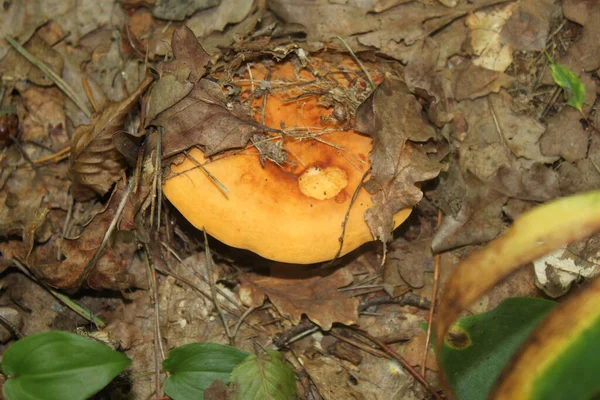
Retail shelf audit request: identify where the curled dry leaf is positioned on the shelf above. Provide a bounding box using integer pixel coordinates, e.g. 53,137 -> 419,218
355,78 -> 440,244
146,25 -> 209,124
158,24 -> 210,83
29,182 -> 144,290
239,267 -> 359,330
69,76 -> 153,201
153,79 -> 257,158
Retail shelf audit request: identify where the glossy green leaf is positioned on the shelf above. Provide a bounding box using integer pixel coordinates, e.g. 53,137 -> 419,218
230,349 -> 297,400
548,59 -> 585,112
1,331 -> 131,400
491,276 -> 600,400
163,342 -> 249,400
440,298 -> 556,400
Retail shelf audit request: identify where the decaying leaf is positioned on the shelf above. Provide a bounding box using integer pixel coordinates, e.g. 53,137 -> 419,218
28,182 -> 145,290
153,79 -> 257,157
384,239 -> 433,293
69,76 -> 153,201
239,267 -> 359,330
0,35 -> 64,87
158,24 -> 211,83
355,78 -> 440,244
152,0 -> 220,21
146,25 -> 209,124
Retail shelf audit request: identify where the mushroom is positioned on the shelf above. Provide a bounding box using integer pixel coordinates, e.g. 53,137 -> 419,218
163,54 -> 414,264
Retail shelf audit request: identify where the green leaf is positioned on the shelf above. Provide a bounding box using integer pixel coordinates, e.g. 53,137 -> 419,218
230,349 -> 297,400
163,342 -> 249,400
440,298 -> 557,400
549,61 -> 585,112
1,331 -> 131,400
491,276 -> 600,399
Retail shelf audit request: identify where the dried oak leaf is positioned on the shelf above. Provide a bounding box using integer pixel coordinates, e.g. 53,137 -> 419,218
146,25 -> 209,124
69,76 -> 153,201
29,183 -> 144,291
153,0 -> 219,21
158,24 -> 210,82
153,79 -> 257,158
355,78 -> 440,244
239,267 -> 359,330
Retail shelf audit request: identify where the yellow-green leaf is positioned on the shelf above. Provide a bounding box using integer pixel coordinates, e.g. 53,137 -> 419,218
434,190 -> 600,398
490,276 -> 600,399
548,59 -> 585,112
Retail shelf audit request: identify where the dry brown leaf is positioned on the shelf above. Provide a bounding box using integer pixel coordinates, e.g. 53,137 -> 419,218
29,183 -> 144,290
153,79 -> 257,157
557,1 -> 600,73
239,267 -> 359,330
465,3 -> 518,72
354,78 -> 440,244
186,0 -> 254,38
158,25 -> 211,83
0,35 -> 63,87
384,238 -> 433,292
500,0 -> 554,52
562,0 -> 595,25
0,0 -> 115,61
453,62 -> 514,101
69,76 -> 153,201
146,25 -> 210,124
153,0 -> 220,21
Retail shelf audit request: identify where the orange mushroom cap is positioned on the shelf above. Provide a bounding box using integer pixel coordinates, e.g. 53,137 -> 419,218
163,54 -> 413,263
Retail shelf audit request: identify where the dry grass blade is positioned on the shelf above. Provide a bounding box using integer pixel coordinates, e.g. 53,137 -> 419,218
5,35 -> 92,118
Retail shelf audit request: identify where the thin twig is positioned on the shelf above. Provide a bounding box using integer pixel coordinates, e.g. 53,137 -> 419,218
11,259 -> 106,327
230,306 -> 257,346
159,241 -> 242,310
326,167 -> 371,266
150,129 -> 162,230
336,36 -> 375,89
143,245 -> 164,397
76,179 -> 133,287
57,191 -> 73,260
353,328 -> 444,400
0,314 -> 23,339
5,36 -> 92,118
203,230 -> 232,342
182,150 -> 229,196
421,209 -> 443,374
156,128 -> 163,235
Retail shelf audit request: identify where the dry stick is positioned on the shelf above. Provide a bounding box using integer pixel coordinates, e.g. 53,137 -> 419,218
81,78 -> 100,113
329,329 -> 389,358
30,146 -> 70,165
183,150 -> 229,196
143,245 -> 164,398
149,129 -> 162,230
353,328 -> 444,400
327,167 -> 371,266
77,179 -> 133,287
336,36 -> 375,89
203,230 -> 233,342
421,209 -> 443,375
5,36 -> 92,118
0,314 -> 23,339
11,259 -> 106,328
230,306 -> 257,346
159,242 -> 242,310
156,129 -> 163,236
57,191 -> 74,261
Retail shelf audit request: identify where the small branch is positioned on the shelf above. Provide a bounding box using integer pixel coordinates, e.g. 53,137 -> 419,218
5,35 -> 92,118
422,209 -> 443,374
203,230 -> 232,342
353,328 -> 443,400
336,36 -> 375,89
